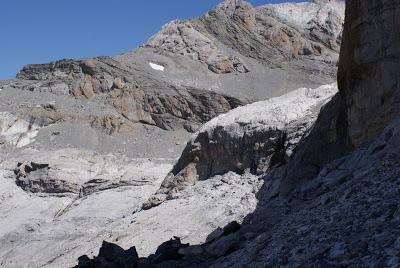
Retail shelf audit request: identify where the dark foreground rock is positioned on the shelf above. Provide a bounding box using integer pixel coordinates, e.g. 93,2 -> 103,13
76,222 -> 242,268
76,241 -> 139,268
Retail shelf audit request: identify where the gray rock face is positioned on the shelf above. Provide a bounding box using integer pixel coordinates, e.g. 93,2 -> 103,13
14,162 -> 79,194
12,149 -> 170,196
280,0 -> 400,194
144,84 -> 337,209
0,112 -> 40,148
205,1 -> 400,266
77,116 -> 400,268
338,0 -> 400,147
147,0 -> 343,71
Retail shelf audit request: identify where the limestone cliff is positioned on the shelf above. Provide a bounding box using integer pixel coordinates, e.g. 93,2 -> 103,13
338,0 -> 400,147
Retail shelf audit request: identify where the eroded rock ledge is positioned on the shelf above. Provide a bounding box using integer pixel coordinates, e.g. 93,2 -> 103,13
144,84 -> 337,209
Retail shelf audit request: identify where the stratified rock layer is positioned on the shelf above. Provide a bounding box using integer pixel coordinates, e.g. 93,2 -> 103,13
15,58 -> 245,133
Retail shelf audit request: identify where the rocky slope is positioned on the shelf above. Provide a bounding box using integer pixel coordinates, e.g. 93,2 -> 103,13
142,0 -> 344,100
74,0 -> 400,267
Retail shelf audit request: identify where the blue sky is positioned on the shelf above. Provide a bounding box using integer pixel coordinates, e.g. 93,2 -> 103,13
0,0 -> 306,79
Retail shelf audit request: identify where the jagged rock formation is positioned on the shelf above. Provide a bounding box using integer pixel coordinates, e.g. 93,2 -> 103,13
10,150 -> 166,195
146,0 -> 344,74
201,118 -> 400,267
0,0 -> 345,181
76,241 -> 139,268
209,115 -> 400,268
280,0 -> 400,193
79,118 -> 400,266
144,84 -> 337,209
12,150 -> 168,196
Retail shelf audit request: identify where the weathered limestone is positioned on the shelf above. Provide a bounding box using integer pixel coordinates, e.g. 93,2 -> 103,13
144,84 -> 337,209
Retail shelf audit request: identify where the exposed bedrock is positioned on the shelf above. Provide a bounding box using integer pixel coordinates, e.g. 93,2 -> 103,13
142,0 -> 344,99
79,115 -> 400,268
15,58 -> 245,133
109,85 -> 244,132
338,0 -> 400,147
143,84 -> 337,209
147,0 -> 344,75
12,149 -> 171,197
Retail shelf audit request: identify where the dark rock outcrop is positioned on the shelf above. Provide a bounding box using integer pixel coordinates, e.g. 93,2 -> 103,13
76,222 -> 242,268
14,161 -> 80,194
75,241 -> 139,268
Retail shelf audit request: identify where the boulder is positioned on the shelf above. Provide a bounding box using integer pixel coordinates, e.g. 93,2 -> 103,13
75,241 -> 139,268
14,161 -> 80,194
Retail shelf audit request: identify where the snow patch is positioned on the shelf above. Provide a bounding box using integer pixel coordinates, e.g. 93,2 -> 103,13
149,62 -> 165,71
